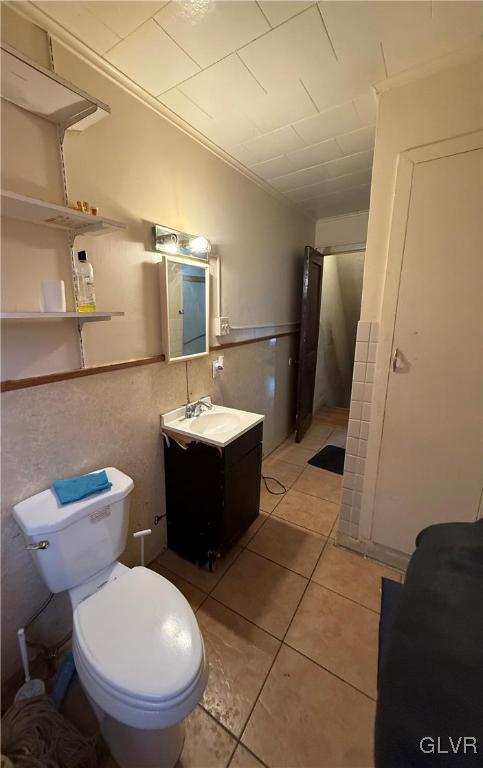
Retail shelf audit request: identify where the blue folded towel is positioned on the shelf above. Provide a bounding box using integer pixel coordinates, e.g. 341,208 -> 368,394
53,470 -> 112,505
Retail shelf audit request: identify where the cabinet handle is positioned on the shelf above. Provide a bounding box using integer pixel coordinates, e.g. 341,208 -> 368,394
391,347 -> 400,372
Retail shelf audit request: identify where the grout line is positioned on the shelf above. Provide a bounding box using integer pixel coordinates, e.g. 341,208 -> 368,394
156,4 -> 318,100
281,641 -> 377,703
160,524 -> 381,761
380,41 -> 389,79
271,508 -> 336,538
196,703 -> 240,749
299,77 -> 320,114
244,540 -> 324,580
307,578 -> 381,616
179,89 -> 215,120
315,3 -> 339,62
152,16 -> 204,69
236,52 -> 268,95
255,0 -> 273,29
233,535 -> 332,749
228,741 -> 271,768
206,593 -> 283,644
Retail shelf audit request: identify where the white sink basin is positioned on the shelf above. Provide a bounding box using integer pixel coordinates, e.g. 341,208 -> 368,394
189,411 -> 241,436
161,398 -> 264,448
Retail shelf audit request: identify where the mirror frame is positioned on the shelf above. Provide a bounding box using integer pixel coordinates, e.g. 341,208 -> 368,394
159,254 -> 210,364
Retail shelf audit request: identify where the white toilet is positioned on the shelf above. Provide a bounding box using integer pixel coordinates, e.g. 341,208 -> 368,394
13,467 -> 208,768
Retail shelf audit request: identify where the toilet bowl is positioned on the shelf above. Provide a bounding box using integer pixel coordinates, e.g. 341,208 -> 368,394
72,565 -> 208,768
13,467 -> 208,768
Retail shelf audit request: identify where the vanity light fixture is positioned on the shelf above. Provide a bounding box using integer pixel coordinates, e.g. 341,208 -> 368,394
153,224 -> 211,261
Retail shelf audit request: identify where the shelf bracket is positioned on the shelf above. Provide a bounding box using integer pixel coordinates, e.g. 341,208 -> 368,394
59,104 -> 98,143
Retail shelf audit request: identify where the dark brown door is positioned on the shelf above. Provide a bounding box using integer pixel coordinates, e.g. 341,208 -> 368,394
295,246 -> 324,442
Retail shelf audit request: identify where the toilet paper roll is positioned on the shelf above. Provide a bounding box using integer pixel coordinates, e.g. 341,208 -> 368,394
40,280 -> 66,312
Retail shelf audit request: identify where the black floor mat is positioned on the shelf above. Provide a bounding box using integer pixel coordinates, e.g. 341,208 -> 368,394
308,444 -> 346,474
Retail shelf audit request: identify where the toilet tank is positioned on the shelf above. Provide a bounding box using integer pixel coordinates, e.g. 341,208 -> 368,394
13,467 -> 134,593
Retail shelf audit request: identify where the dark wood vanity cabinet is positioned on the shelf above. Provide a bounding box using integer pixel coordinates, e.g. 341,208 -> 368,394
164,423 -> 263,567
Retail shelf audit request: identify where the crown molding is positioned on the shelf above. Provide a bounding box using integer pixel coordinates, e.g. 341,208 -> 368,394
316,209 -> 370,224
6,1 -> 314,223
374,39 -> 482,95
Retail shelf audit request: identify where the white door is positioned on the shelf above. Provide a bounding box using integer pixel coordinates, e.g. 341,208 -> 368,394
372,147 -> 482,554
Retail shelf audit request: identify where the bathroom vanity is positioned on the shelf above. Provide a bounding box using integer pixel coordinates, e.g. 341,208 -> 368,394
161,400 -> 263,569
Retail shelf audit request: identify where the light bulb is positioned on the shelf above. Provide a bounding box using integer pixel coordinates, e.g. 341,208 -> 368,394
189,236 -> 210,254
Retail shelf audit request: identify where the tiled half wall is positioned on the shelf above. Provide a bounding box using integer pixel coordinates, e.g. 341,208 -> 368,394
1,333 -> 298,683
338,321 -> 379,540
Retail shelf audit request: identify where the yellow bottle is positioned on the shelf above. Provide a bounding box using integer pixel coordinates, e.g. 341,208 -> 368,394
75,250 -> 96,312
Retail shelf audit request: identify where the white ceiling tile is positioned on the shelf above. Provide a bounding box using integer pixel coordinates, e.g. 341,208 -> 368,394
239,5 -> 336,90
35,1 -> 121,53
353,91 -> 378,127
158,88 -> 214,133
269,163 -> 329,192
302,48 -> 385,112
303,184 -> 371,219
84,2 -> 167,39
337,125 -> 376,156
271,148 -> 373,191
294,101 -> 361,145
318,1 -> 431,60
251,155 -> 295,179
155,1 -> 269,68
258,1 -> 314,27
179,55 -> 265,117
286,168 -> 372,202
106,20 -> 199,95
244,81 -> 316,133
286,138 -> 342,171
242,126 -> 304,164
382,1 -> 482,77
203,112 -> 261,147
317,149 -> 374,180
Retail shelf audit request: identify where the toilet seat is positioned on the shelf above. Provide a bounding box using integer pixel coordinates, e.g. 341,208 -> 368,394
73,566 -> 207,729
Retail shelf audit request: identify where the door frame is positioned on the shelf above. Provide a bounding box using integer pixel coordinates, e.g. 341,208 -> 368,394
359,130 -> 482,543
295,246 -> 324,442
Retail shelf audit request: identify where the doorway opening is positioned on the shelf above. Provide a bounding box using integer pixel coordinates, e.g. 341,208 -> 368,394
295,244 -> 365,452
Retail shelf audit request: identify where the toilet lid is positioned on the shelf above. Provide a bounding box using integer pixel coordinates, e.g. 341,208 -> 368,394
73,566 -> 204,704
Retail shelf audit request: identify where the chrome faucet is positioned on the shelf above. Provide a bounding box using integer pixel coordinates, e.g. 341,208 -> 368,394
184,399 -> 214,419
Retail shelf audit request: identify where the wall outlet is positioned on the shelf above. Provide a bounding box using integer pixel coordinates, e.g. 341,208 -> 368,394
214,316 -> 230,336
212,355 -> 224,378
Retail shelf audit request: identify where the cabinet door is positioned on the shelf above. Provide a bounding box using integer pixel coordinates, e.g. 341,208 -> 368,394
372,148 -> 481,555
223,442 -> 262,550
165,440 -> 223,560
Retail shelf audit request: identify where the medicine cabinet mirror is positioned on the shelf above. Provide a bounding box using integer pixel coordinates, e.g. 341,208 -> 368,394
159,255 -> 209,363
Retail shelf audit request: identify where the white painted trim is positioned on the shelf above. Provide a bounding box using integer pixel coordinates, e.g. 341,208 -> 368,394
7,1 -> 314,222
358,130 -> 483,544
337,533 -> 410,572
159,254 -> 210,364
374,40 -> 482,95
229,321 -> 300,330
316,209 -> 370,225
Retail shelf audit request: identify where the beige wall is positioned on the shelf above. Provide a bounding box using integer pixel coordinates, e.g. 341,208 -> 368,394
1,334 -> 297,683
1,8 -> 312,683
55,39 -> 313,368
352,49 -> 482,559
314,252 -> 364,410
361,48 -> 482,320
